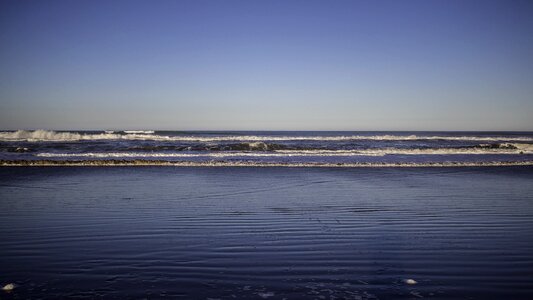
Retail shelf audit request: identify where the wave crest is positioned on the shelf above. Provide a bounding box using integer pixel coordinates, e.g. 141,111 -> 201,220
123,130 -> 155,134
1,130 -> 532,142
0,130 -> 158,142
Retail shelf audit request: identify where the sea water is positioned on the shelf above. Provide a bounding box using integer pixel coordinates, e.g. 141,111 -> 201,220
0,130 -> 532,166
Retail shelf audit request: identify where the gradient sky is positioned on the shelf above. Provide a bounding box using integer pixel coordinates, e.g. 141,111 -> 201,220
1,0 -> 532,131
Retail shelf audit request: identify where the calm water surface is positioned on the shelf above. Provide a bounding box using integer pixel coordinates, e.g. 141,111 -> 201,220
1,167 -> 532,299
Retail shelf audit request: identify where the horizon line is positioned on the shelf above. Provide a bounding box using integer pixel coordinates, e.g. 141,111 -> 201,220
2,128 -> 533,133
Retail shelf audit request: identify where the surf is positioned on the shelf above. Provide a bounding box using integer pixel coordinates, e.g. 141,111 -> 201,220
1,130 -> 533,142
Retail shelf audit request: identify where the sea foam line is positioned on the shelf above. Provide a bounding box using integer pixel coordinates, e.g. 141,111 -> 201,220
35,145 -> 533,158
1,130 -> 532,142
2,160 -> 533,168
36,152 -> 379,158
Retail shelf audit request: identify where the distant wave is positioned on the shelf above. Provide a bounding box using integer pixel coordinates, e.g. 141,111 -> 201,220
123,130 -> 155,134
0,130 -> 159,142
1,130 -> 532,142
2,159 -> 532,168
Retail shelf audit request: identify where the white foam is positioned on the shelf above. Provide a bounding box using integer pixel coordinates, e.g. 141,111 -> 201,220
123,130 -> 155,134
511,143 -> 533,152
2,160 -> 533,168
1,130 -> 532,142
35,151 -> 379,158
278,145 -> 533,155
35,146 -> 533,158
0,130 -> 158,142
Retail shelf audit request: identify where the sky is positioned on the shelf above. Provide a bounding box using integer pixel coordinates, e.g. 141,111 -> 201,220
0,0 -> 532,131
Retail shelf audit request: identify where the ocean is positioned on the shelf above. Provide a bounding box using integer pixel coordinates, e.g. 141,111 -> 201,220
0,131 -> 532,299
0,130 -> 532,166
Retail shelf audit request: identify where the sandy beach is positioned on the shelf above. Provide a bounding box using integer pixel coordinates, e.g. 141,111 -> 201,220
1,166 -> 532,299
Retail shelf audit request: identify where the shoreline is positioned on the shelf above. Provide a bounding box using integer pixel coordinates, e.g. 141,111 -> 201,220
1,159 -> 533,168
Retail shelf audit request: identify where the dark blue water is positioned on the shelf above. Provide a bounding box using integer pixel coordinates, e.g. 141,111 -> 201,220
1,130 -> 532,165
1,166 -> 532,299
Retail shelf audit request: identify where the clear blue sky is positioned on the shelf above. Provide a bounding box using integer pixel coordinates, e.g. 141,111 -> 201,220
1,0 -> 532,131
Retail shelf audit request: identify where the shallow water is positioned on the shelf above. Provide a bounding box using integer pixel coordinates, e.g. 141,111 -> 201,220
1,167 -> 533,299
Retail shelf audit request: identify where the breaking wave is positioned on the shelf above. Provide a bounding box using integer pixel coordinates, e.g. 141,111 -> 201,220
0,130 -> 158,142
1,130 -> 533,142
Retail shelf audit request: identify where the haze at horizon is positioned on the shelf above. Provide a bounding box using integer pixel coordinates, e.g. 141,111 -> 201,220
1,0 -> 532,131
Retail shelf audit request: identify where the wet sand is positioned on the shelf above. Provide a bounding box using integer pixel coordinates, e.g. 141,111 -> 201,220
1,166 -> 532,299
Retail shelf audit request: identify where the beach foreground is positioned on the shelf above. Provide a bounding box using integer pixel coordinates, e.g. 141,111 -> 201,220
1,166 -> 532,299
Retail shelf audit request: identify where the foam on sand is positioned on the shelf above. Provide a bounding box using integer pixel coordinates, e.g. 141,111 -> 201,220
1,159 -> 532,167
